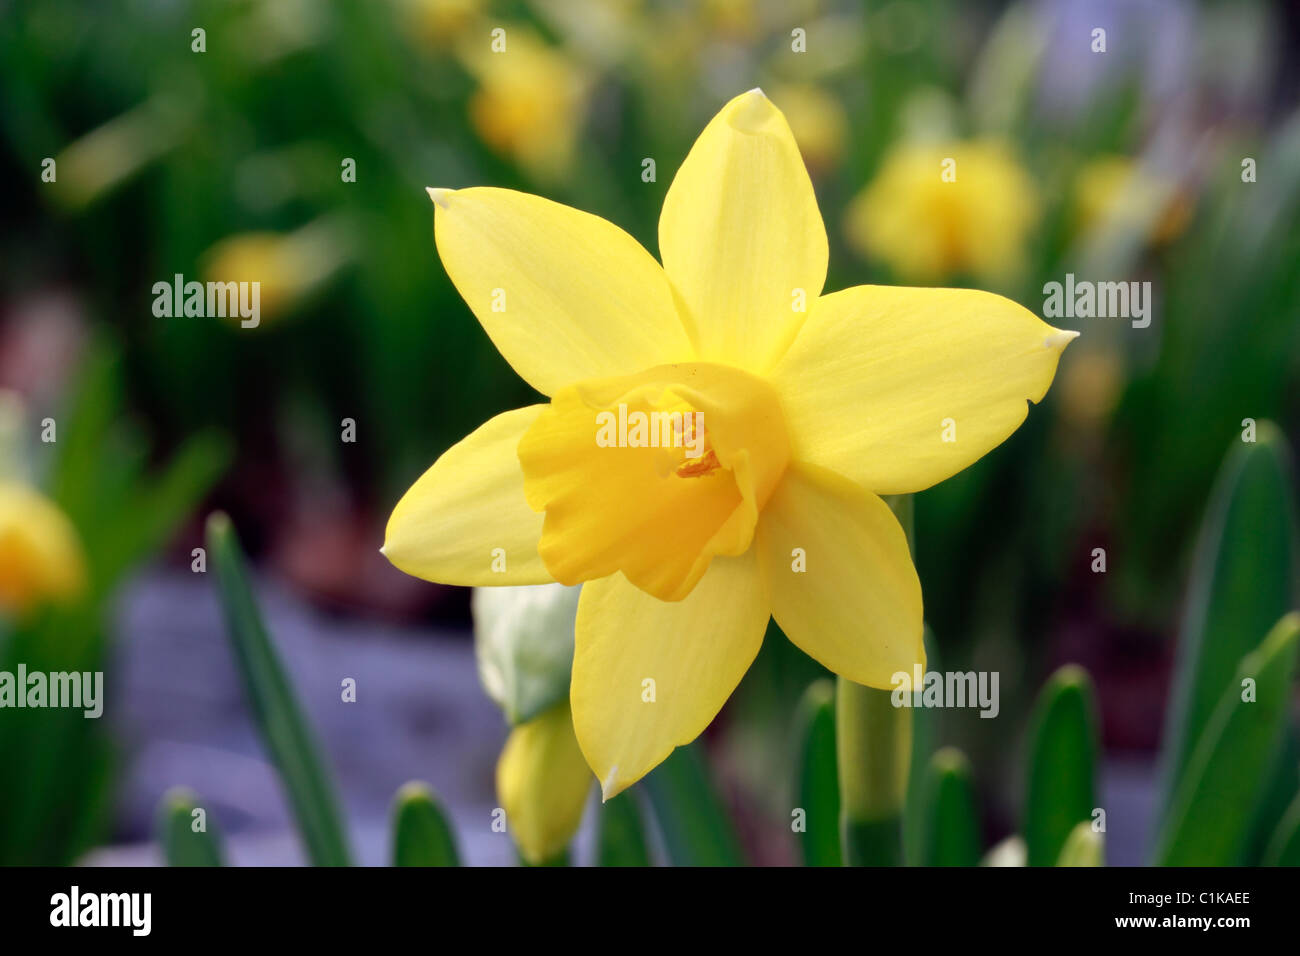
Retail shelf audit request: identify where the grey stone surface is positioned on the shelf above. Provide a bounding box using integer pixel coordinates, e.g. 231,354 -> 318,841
88,568 -> 527,866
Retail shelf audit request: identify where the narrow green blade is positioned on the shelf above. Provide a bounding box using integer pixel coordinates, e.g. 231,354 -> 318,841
1263,792 -> 1300,866
1158,426 -> 1298,832
595,791 -> 652,867
921,748 -> 981,867
391,782 -> 461,866
207,512 -> 353,867
1024,665 -> 1098,867
904,628 -> 939,865
793,679 -> 841,866
1056,822 -> 1104,866
1154,614 -> 1300,866
158,787 -> 225,867
642,744 -> 745,866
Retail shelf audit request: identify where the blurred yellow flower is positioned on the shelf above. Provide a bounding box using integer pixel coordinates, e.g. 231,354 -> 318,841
496,700 -> 592,864
705,0 -> 759,40
0,482 -> 86,615
403,0 -> 483,45
1057,346 -> 1123,433
461,29 -> 587,181
845,139 -> 1039,283
385,91 -> 1074,797
201,218 -> 352,326
770,84 -> 847,176
1073,155 -> 1192,246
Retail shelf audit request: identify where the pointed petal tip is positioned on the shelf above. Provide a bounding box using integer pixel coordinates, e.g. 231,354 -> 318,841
728,87 -> 777,133
426,187 -> 453,209
1044,329 -> 1080,350
599,766 -> 622,803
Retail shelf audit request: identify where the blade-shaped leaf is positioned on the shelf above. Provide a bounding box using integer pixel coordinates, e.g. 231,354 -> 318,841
391,782 -> 461,866
207,512 -> 353,867
904,627 -> 939,865
1157,426 -> 1299,831
642,743 -> 745,866
794,679 -> 841,866
1154,613 -> 1300,866
158,787 -> 224,867
1056,821 -> 1104,867
921,747 -> 981,867
1024,665 -> 1098,867
595,791 -> 652,867
1263,791 -> 1300,866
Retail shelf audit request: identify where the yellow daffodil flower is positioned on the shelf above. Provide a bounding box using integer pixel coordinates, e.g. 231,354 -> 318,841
460,28 -> 587,182
845,139 -> 1039,284
1073,154 -> 1191,246
201,218 -> 353,327
402,0 -> 483,47
496,699 -> 592,864
384,90 -> 1076,797
770,83 -> 848,176
0,482 -> 86,615
1057,345 -> 1123,434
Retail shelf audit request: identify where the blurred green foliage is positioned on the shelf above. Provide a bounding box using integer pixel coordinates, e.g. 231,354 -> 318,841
0,341 -> 227,864
1,0 -> 1298,864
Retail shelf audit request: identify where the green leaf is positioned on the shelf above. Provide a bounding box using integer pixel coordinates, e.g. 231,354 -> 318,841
595,791 -> 652,867
1158,426 -> 1299,827
1056,822 -> 1104,866
104,430 -> 230,587
642,743 -> 745,866
158,787 -> 224,867
793,679 -> 841,866
1154,613 -> 1300,866
471,583 -> 579,726
921,748 -> 981,867
1263,791 -> 1300,866
1024,665 -> 1098,867
45,338 -> 228,600
207,512 -> 354,867
904,627 -> 939,865
390,782 -> 460,866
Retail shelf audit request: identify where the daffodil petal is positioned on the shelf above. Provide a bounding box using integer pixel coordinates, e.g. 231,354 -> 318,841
431,187 -> 693,395
658,89 -> 828,372
496,700 -> 593,864
770,285 -> 1076,495
383,406 -> 553,586
756,463 -> 924,689
572,551 -> 768,798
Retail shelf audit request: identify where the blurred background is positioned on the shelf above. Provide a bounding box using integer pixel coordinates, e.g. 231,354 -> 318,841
1,0 -> 1298,866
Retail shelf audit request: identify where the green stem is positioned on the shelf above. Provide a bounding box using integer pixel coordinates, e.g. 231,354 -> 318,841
837,494 -> 914,866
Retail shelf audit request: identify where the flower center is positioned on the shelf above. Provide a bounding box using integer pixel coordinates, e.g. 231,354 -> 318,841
675,416 -> 722,478
518,362 -> 790,601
